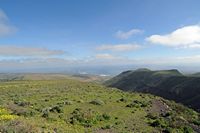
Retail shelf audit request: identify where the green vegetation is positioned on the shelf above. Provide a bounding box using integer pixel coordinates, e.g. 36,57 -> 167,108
0,73 -> 110,83
105,68 -> 200,112
0,79 -> 199,132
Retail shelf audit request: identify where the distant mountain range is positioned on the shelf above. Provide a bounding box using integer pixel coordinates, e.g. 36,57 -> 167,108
0,73 -> 110,83
105,68 -> 200,112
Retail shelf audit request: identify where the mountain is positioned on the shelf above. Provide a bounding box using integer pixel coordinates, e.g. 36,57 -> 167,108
0,79 -> 200,132
105,68 -> 200,112
188,72 -> 200,77
0,73 -> 24,82
105,68 -> 183,92
0,73 -> 110,83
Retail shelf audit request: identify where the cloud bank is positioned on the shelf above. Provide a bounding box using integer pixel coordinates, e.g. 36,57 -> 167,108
147,25 -> 200,48
95,53 -> 117,60
0,45 -> 65,57
96,43 -> 142,52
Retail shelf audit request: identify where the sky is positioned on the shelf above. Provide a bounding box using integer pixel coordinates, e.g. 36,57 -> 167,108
1,0 -> 200,74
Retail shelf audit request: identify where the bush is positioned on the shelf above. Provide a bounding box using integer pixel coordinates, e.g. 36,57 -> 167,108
126,100 -> 149,108
49,105 -> 63,113
42,109 -> 49,118
150,120 -> 161,127
126,103 -> 140,108
69,109 -> 110,127
63,100 -> 73,105
162,112 -> 172,117
77,100 -> 84,103
70,108 -> 96,127
0,119 -> 39,132
117,98 -> 127,102
150,119 -> 167,128
102,113 -> 111,120
115,121 -> 122,125
182,126 -> 193,133
14,101 -> 30,107
146,113 -> 158,120
192,119 -> 200,126
141,102 -> 148,107
101,124 -> 111,129
6,103 -> 34,117
89,99 -> 104,105
162,127 -> 173,133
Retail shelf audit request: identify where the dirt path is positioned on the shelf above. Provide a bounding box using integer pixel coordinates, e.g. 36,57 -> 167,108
149,99 -> 171,115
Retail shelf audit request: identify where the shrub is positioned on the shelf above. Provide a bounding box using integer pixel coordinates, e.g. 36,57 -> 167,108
182,126 -> 193,133
77,100 -> 84,103
70,108 -> 96,127
63,100 -> 73,105
117,98 -> 127,102
140,102 -> 149,107
89,99 -> 104,105
146,113 -> 158,120
0,114 -> 18,121
115,121 -> 122,125
14,100 -> 30,107
49,105 -> 63,113
101,124 -> 111,129
102,113 -> 111,120
162,112 -> 172,117
162,127 -> 173,133
0,108 -> 9,115
41,105 -> 63,118
0,119 -> 39,132
150,120 -> 161,127
150,119 -> 167,128
6,103 -> 33,117
41,109 -> 49,118
126,103 -> 140,108
126,100 -> 149,108
0,108 -> 18,121
69,109 -> 110,127
192,119 -> 200,126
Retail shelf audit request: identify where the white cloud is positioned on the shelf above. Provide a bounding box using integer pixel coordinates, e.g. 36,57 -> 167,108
175,55 -> 200,63
0,9 -> 16,36
115,29 -> 143,39
92,54 -> 200,66
95,53 -> 118,60
147,25 -> 200,48
96,43 -> 142,52
0,45 -> 65,57
1,53 -> 200,72
0,10 -> 8,21
0,58 -> 73,71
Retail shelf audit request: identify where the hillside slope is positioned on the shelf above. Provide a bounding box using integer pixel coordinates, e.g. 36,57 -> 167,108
105,69 -> 200,112
0,73 -> 110,83
0,79 -> 199,132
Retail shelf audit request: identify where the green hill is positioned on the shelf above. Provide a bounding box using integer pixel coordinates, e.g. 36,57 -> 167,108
188,72 -> 200,77
0,79 -> 199,132
105,68 -> 183,91
0,73 -> 110,83
105,69 -> 200,112
0,73 -> 24,82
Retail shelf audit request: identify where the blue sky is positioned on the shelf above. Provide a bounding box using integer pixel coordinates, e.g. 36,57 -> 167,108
1,0 -> 200,73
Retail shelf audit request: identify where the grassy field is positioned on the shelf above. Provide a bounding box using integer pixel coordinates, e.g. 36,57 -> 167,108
0,79 -> 199,132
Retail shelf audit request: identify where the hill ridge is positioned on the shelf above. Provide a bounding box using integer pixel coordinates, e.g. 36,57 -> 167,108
105,68 -> 200,112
